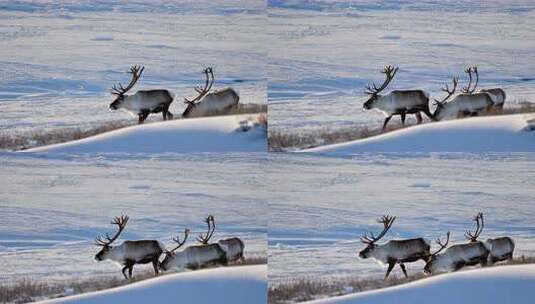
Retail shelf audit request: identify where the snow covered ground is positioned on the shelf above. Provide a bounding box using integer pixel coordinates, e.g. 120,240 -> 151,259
267,153 -> 535,283
25,114 -> 267,153
304,264 -> 535,304
302,114 -> 535,153
0,0 -> 266,134
0,152 -> 267,284
37,265 -> 267,304
268,0 -> 535,135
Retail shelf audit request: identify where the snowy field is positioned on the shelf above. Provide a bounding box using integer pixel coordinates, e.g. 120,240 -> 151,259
305,264 -> 535,304
268,0 -> 535,134
304,114 -> 535,153
38,265 -> 267,304
267,153 -> 535,283
26,114 -> 267,153
0,152 -> 267,284
0,0 -> 266,134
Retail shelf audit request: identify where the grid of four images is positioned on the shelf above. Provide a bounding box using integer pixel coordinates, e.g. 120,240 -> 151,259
1,1 -> 535,303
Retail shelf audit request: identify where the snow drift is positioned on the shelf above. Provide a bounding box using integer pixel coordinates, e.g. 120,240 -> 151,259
37,265 -> 266,304
302,114 -> 535,154
306,264 -> 535,304
24,115 -> 266,153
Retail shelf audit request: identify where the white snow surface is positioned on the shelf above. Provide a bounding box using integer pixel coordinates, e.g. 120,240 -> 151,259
302,114 -> 535,153
304,264 -> 535,304
267,1 -> 535,134
24,114 -> 266,153
267,153 -> 535,283
0,152 -> 267,283
0,0 -> 266,134
37,265 -> 267,304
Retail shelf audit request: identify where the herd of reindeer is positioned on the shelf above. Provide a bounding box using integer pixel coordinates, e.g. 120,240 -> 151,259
110,64 -> 506,133
108,66 -> 240,124
94,215 -> 244,279
358,213 -> 515,279
363,65 -> 507,131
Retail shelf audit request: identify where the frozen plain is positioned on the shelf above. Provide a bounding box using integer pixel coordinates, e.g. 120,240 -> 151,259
267,153 -> 535,284
268,0 -> 535,135
0,152 -> 268,284
0,0 -> 266,134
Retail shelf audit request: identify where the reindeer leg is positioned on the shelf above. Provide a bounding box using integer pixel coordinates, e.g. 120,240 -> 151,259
138,111 -> 149,124
382,116 -> 393,132
415,112 -> 423,124
400,111 -> 406,126
121,265 -> 129,280
152,258 -> 160,275
399,263 -> 408,278
384,262 -> 395,280
128,265 -> 134,279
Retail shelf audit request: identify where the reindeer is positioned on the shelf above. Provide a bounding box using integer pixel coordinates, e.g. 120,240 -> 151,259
358,215 -> 431,280
424,232 -> 489,274
464,212 -> 515,265
182,67 -> 239,118
479,88 -> 506,111
196,215 -> 245,263
463,66 -> 506,111
109,66 -> 174,124
433,67 -> 494,120
363,66 -> 434,131
94,215 -> 165,279
159,225 -> 227,271
462,67 -> 507,111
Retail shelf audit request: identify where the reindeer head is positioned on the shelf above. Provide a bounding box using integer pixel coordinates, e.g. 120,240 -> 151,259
363,66 -> 398,110
94,215 -> 129,261
182,67 -> 214,117
358,215 -> 396,259
432,76 -> 458,120
109,66 -> 144,110
160,228 -> 190,271
423,231 -> 450,274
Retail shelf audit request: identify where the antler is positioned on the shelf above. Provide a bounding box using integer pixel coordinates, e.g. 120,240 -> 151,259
360,215 -> 396,245
168,228 -> 190,253
197,215 -> 215,244
465,212 -> 484,242
431,231 -> 450,256
461,66 -> 478,94
95,215 -> 129,247
111,65 -> 144,95
433,76 -> 458,106
184,67 -> 214,104
365,65 -> 399,95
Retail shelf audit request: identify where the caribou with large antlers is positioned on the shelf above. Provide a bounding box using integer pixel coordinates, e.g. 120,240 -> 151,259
433,67 -> 494,120
94,215 -> 165,279
358,215 -> 431,280
464,212 -> 515,265
424,227 -> 489,274
195,215 -> 245,263
363,66 -> 434,131
462,66 -> 507,111
109,66 -> 174,124
182,67 -> 239,118
159,226 -> 227,271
